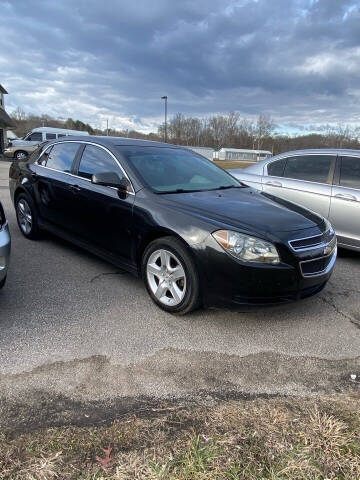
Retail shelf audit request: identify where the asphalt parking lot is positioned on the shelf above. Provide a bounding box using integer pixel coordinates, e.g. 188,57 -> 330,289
0,161 -> 359,431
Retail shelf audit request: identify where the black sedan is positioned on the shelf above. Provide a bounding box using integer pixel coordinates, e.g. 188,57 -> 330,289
9,137 -> 337,314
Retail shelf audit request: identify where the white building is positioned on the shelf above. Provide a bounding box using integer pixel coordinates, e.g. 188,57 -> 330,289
0,84 -> 16,155
180,146 -> 215,161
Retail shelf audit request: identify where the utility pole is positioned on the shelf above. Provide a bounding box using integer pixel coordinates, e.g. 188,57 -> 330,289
161,96 -> 168,142
106,119 -> 109,136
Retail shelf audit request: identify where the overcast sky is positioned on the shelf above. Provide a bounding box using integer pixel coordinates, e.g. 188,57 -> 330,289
1,0 -> 359,133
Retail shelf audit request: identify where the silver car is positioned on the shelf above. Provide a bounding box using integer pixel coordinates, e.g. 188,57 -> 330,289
230,149 -> 360,251
0,201 -> 11,288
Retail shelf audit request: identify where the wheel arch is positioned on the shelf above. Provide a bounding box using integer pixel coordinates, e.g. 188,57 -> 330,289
13,185 -> 38,212
14,150 -> 28,159
14,185 -> 28,203
136,227 -> 200,275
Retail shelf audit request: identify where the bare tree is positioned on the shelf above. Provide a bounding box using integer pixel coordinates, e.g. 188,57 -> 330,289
9,108 -> 360,155
254,114 -> 275,150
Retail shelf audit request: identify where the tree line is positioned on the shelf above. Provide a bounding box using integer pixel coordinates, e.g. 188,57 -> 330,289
10,107 -> 360,154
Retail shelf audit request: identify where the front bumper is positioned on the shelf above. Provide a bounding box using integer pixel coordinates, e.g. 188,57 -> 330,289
4,149 -> 15,158
194,233 -> 336,308
0,222 -> 11,282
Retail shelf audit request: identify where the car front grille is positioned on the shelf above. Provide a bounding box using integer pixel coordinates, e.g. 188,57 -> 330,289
289,234 -> 323,250
300,252 -> 335,277
289,229 -> 334,251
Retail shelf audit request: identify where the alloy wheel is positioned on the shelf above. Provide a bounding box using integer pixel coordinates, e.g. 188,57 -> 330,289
146,249 -> 187,306
15,152 -> 27,160
17,199 -> 33,235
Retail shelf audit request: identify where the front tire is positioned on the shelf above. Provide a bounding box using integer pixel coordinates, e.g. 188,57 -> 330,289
142,236 -> 201,315
0,276 -> 6,289
14,151 -> 28,161
15,193 -> 41,239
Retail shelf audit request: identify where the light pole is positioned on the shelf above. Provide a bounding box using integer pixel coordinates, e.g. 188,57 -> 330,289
161,95 -> 168,142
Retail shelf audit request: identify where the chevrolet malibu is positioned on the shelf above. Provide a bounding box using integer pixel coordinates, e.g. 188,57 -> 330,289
9,137 -> 337,314
0,201 -> 11,289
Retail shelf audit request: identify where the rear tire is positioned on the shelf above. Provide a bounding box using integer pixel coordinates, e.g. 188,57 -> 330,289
15,193 -> 41,239
142,236 -> 201,315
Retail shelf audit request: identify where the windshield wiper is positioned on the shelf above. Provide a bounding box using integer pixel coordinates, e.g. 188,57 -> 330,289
157,185 -> 244,194
156,188 -> 202,194
210,185 -> 245,191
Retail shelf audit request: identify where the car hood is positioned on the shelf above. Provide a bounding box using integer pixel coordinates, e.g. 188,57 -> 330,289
162,187 -> 324,235
11,140 -> 39,147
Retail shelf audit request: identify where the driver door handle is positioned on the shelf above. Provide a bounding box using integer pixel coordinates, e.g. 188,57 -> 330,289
265,180 -> 282,187
334,193 -> 357,202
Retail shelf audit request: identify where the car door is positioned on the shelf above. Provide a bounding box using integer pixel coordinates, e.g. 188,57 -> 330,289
329,155 -> 360,249
70,143 -> 135,265
262,154 -> 335,218
25,131 -> 43,146
261,157 -> 287,195
31,141 -> 83,230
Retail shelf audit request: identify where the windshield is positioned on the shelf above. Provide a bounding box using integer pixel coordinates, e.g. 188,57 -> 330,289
119,146 -> 242,193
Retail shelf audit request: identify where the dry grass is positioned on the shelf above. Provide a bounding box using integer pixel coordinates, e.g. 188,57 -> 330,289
213,160 -> 254,170
1,395 -> 360,479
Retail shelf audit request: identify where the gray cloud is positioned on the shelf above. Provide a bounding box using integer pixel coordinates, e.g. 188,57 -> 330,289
1,0 -> 360,131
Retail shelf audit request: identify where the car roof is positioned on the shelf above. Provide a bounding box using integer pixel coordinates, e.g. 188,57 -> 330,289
269,148 -> 360,159
48,135 -> 184,148
229,148 -> 360,176
32,127 -> 90,135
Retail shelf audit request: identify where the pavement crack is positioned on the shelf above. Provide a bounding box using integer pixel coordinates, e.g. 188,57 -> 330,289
320,296 -> 360,329
90,270 -> 128,283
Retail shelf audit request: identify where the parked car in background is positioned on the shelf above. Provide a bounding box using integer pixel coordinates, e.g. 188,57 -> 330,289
6,127 -> 90,160
0,201 -> 11,289
230,149 -> 360,251
5,142 -> 43,160
9,137 -> 336,314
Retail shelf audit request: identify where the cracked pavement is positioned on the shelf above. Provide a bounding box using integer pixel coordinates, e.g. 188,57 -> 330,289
0,162 -> 359,431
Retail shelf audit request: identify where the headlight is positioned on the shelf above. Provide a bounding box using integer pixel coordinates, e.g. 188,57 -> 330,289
212,230 -> 280,264
324,218 -> 334,235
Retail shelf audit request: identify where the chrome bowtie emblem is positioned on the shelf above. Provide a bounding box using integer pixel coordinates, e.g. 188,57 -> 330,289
324,244 -> 332,255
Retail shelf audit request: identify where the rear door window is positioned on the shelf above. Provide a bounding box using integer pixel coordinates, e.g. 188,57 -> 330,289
282,155 -> 333,183
267,158 -> 286,177
339,157 -> 360,190
46,133 -> 56,140
77,144 -> 122,180
46,142 -> 80,172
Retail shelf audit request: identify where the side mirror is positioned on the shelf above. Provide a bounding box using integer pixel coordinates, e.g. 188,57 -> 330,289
91,171 -> 131,191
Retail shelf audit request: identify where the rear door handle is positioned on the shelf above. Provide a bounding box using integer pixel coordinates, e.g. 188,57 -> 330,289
265,180 -> 282,187
334,193 -> 358,202
68,184 -> 81,193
